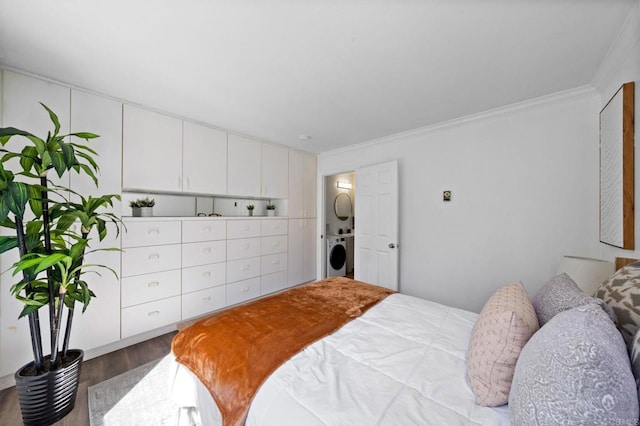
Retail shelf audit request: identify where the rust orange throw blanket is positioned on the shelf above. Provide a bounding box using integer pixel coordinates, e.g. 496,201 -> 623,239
172,277 -> 394,426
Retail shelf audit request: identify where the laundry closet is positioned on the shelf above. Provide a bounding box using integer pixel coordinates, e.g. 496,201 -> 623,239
324,173 -> 355,278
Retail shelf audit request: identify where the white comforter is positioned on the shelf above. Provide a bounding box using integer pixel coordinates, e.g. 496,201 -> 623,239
170,293 -> 510,425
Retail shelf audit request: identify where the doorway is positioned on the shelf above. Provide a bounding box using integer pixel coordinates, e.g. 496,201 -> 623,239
324,172 -> 355,279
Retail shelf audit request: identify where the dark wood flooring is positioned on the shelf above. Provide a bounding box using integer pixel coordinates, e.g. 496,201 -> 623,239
0,331 -> 177,425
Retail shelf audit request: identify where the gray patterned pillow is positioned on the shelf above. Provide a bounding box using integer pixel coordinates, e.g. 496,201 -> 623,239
631,328 -> 640,410
595,261 -> 640,351
509,304 -> 638,425
532,273 -> 606,326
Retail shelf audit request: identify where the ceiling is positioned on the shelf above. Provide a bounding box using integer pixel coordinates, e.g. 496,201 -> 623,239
0,0 -> 635,154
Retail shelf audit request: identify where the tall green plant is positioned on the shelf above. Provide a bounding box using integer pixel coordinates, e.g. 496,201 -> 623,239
0,103 -> 121,371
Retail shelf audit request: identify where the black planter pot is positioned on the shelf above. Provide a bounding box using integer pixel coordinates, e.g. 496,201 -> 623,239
15,350 -> 84,426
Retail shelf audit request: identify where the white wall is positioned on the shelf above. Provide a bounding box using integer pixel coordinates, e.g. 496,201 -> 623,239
593,0 -> 640,262
319,89 -> 602,312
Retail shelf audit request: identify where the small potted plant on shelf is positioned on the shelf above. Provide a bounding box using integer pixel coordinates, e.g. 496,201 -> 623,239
266,202 -> 276,217
130,197 -> 155,217
246,204 -> 255,216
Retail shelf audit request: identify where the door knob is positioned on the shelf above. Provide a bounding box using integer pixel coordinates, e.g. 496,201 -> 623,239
388,243 -> 396,249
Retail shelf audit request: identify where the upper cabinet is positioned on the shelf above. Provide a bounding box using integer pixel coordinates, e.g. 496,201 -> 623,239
228,135 -> 288,198
123,105 -> 183,193
261,143 -> 288,199
289,150 -> 317,218
183,121 -> 227,195
123,105 -> 229,196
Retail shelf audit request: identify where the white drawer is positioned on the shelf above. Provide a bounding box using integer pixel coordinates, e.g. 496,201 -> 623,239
260,219 -> 288,236
226,277 -> 260,306
261,253 -> 287,275
227,220 -> 260,239
121,296 -> 181,338
182,262 -> 226,294
182,240 -> 226,268
121,270 -> 181,308
182,286 -> 226,320
261,235 -> 287,256
121,244 -> 181,277
227,237 -> 261,261
122,221 -> 181,248
226,256 -> 261,283
182,220 -> 226,243
261,271 -> 288,296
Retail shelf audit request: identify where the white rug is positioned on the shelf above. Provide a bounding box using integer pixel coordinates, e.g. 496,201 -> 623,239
88,355 -> 186,426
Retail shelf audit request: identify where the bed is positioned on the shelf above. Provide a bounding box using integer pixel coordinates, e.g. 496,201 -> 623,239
170,272 -> 640,426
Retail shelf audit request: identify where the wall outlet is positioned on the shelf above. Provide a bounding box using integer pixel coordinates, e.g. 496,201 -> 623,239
443,191 -> 452,202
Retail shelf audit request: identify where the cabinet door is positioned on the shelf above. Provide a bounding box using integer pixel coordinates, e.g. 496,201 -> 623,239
0,72 -> 70,376
123,105 -> 182,192
289,150 -> 317,218
303,218 -> 317,283
227,134 -> 261,197
69,90 -> 123,349
261,143 -> 288,198
183,121 -> 227,195
287,219 -> 304,286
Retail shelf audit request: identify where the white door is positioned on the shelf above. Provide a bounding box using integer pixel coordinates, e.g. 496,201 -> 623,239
355,161 -> 398,291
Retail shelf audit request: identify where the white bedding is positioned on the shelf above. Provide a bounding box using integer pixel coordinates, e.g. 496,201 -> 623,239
170,293 -> 511,425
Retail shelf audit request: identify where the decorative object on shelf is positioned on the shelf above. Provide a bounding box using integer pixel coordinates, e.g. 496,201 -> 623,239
600,81 -> 635,250
0,103 -> 122,425
130,197 -> 155,217
247,204 -> 255,216
266,202 -> 276,217
556,255 -> 615,296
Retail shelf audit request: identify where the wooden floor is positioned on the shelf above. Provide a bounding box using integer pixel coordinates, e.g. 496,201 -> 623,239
0,331 -> 177,425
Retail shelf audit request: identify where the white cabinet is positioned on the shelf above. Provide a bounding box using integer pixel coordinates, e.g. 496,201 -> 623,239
122,105 -> 183,192
121,219 -> 182,336
227,134 -> 261,196
183,121 -> 227,195
226,277 -> 261,306
0,72 -> 71,376
289,150 -> 317,218
181,219 -> 227,320
227,134 -> 289,198
288,218 -> 317,286
68,89 -> 123,352
261,143 -> 288,198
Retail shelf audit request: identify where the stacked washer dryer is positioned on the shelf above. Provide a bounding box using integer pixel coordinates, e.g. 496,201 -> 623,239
326,236 -> 347,277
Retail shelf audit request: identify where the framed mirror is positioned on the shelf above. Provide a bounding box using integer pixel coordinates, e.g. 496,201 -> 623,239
600,82 -> 635,249
334,193 -> 352,221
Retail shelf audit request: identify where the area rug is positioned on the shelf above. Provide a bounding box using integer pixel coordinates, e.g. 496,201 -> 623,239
88,355 -> 187,425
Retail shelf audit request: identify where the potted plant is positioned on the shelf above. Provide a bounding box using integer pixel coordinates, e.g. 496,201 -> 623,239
0,103 -> 121,425
130,197 -> 155,217
246,204 -> 255,216
266,202 -> 276,217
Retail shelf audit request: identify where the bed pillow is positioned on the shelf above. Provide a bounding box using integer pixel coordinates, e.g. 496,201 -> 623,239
532,272 -> 606,326
466,281 -> 538,406
595,261 -> 640,350
509,304 -> 638,425
631,328 -> 640,410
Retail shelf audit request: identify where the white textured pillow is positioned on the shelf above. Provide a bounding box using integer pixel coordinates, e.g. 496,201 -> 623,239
510,304 -> 638,425
466,282 -> 539,406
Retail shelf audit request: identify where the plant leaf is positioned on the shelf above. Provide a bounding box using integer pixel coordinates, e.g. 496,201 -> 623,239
40,103 -> 61,136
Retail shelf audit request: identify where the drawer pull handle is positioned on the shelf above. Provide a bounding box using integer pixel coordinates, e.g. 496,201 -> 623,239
201,296 -> 211,303
148,228 -> 160,235
202,247 -> 211,254
148,254 -> 160,260
242,244 -> 250,250
272,242 -> 280,247
202,271 -> 211,278
240,286 -> 250,293
148,310 -> 160,317
241,225 -> 249,231
272,260 -> 280,265
202,226 -> 211,232
241,264 -> 249,271
147,281 -> 160,287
